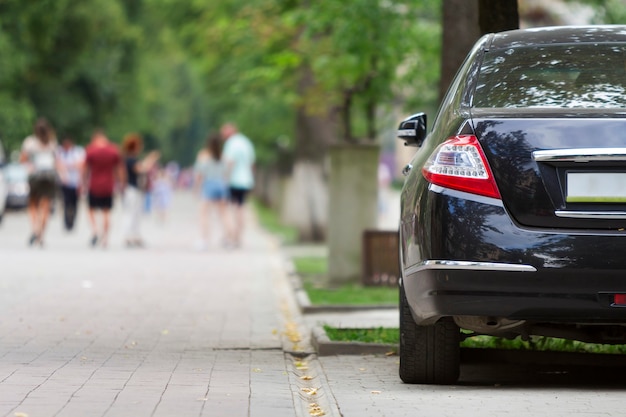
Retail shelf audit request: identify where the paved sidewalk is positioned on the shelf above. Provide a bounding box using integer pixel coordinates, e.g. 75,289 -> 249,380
0,191 -> 333,417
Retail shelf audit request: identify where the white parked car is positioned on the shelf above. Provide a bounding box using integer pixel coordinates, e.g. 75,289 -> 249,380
0,144 -> 7,223
3,163 -> 29,209
0,167 -> 7,224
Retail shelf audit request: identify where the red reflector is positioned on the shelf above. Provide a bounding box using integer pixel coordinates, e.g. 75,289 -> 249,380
614,294 -> 626,305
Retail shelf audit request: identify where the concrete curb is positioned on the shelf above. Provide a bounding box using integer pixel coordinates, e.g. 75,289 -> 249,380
288,257 -> 626,364
302,303 -> 397,314
286,255 -> 399,356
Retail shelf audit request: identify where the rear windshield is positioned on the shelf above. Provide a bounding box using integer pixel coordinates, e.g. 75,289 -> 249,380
473,44 -> 626,109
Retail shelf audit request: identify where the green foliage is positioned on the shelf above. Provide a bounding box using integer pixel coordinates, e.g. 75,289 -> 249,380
0,0 -> 135,142
0,0 -> 444,164
0,0 -> 211,165
0,0 -> 620,166
572,0 -> 626,23
598,0 -> 626,23
153,0 -> 299,165
323,328 -> 626,354
462,334 -> 626,355
284,0 -> 443,141
162,0 -> 445,156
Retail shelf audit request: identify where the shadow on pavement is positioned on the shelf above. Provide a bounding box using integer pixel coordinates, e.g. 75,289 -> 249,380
459,348 -> 626,388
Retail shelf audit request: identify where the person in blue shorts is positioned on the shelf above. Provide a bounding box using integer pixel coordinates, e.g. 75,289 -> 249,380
194,133 -> 229,250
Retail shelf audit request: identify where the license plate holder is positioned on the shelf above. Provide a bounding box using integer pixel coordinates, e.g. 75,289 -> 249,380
566,172 -> 626,203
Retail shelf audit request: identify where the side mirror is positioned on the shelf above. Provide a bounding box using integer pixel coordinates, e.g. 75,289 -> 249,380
397,112 -> 427,147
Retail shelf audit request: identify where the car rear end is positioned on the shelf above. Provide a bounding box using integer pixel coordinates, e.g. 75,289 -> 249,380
405,32 -> 626,333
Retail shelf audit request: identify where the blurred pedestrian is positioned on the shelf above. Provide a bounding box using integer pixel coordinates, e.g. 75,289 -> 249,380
57,136 -> 85,231
152,166 -> 173,224
194,134 -> 229,249
121,133 -> 160,247
220,123 -> 255,248
20,117 -> 59,247
82,129 -> 125,249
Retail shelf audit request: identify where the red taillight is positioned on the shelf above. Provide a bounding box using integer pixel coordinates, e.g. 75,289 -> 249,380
614,294 -> 626,305
422,135 -> 501,199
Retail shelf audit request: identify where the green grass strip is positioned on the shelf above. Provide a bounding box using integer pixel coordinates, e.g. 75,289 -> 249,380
323,325 -> 399,344
323,328 -> 626,355
252,199 -> 298,244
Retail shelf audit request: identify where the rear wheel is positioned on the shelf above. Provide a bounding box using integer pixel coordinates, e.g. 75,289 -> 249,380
399,285 -> 460,384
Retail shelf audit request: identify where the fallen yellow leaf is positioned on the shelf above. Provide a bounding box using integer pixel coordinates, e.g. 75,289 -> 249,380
300,375 -> 313,381
308,403 -> 326,417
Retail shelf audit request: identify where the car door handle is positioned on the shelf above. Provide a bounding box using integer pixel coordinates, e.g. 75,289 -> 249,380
402,164 -> 413,176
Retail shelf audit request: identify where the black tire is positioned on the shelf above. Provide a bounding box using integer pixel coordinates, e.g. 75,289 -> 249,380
399,285 -> 460,384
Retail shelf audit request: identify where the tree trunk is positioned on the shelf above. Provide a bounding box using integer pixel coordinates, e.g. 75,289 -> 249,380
439,0 -> 518,100
440,0 -> 480,100
478,0 -> 519,34
279,64 -> 338,242
327,144 -> 380,287
280,161 -> 328,241
294,66 -> 337,162
365,95 -> 376,141
341,91 -> 353,143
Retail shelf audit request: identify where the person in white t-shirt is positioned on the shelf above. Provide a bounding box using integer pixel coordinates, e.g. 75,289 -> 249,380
20,117 -> 59,246
220,123 -> 255,248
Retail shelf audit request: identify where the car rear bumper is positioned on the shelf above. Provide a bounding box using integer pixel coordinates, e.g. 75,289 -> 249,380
403,260 -> 626,325
401,186 -> 626,325
5,194 -> 28,208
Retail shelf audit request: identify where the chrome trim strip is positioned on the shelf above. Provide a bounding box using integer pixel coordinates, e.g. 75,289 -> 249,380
405,260 -> 537,276
533,148 -> 626,162
429,184 -> 503,207
397,129 -> 416,137
555,210 -> 626,220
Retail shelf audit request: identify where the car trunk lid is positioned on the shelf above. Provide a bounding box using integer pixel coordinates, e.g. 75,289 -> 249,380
472,111 -> 626,230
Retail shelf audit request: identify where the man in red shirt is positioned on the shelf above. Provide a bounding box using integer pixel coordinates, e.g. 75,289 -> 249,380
82,129 -> 125,248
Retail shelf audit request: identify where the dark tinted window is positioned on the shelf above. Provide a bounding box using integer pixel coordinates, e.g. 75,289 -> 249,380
473,44 -> 626,108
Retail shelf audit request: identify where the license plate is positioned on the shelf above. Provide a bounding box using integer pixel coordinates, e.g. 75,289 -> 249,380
567,172 -> 626,203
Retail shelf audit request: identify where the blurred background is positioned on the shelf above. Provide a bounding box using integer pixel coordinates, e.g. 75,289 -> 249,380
0,0 -> 623,247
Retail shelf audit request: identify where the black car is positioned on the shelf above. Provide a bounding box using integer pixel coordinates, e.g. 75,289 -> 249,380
397,25 -> 626,384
